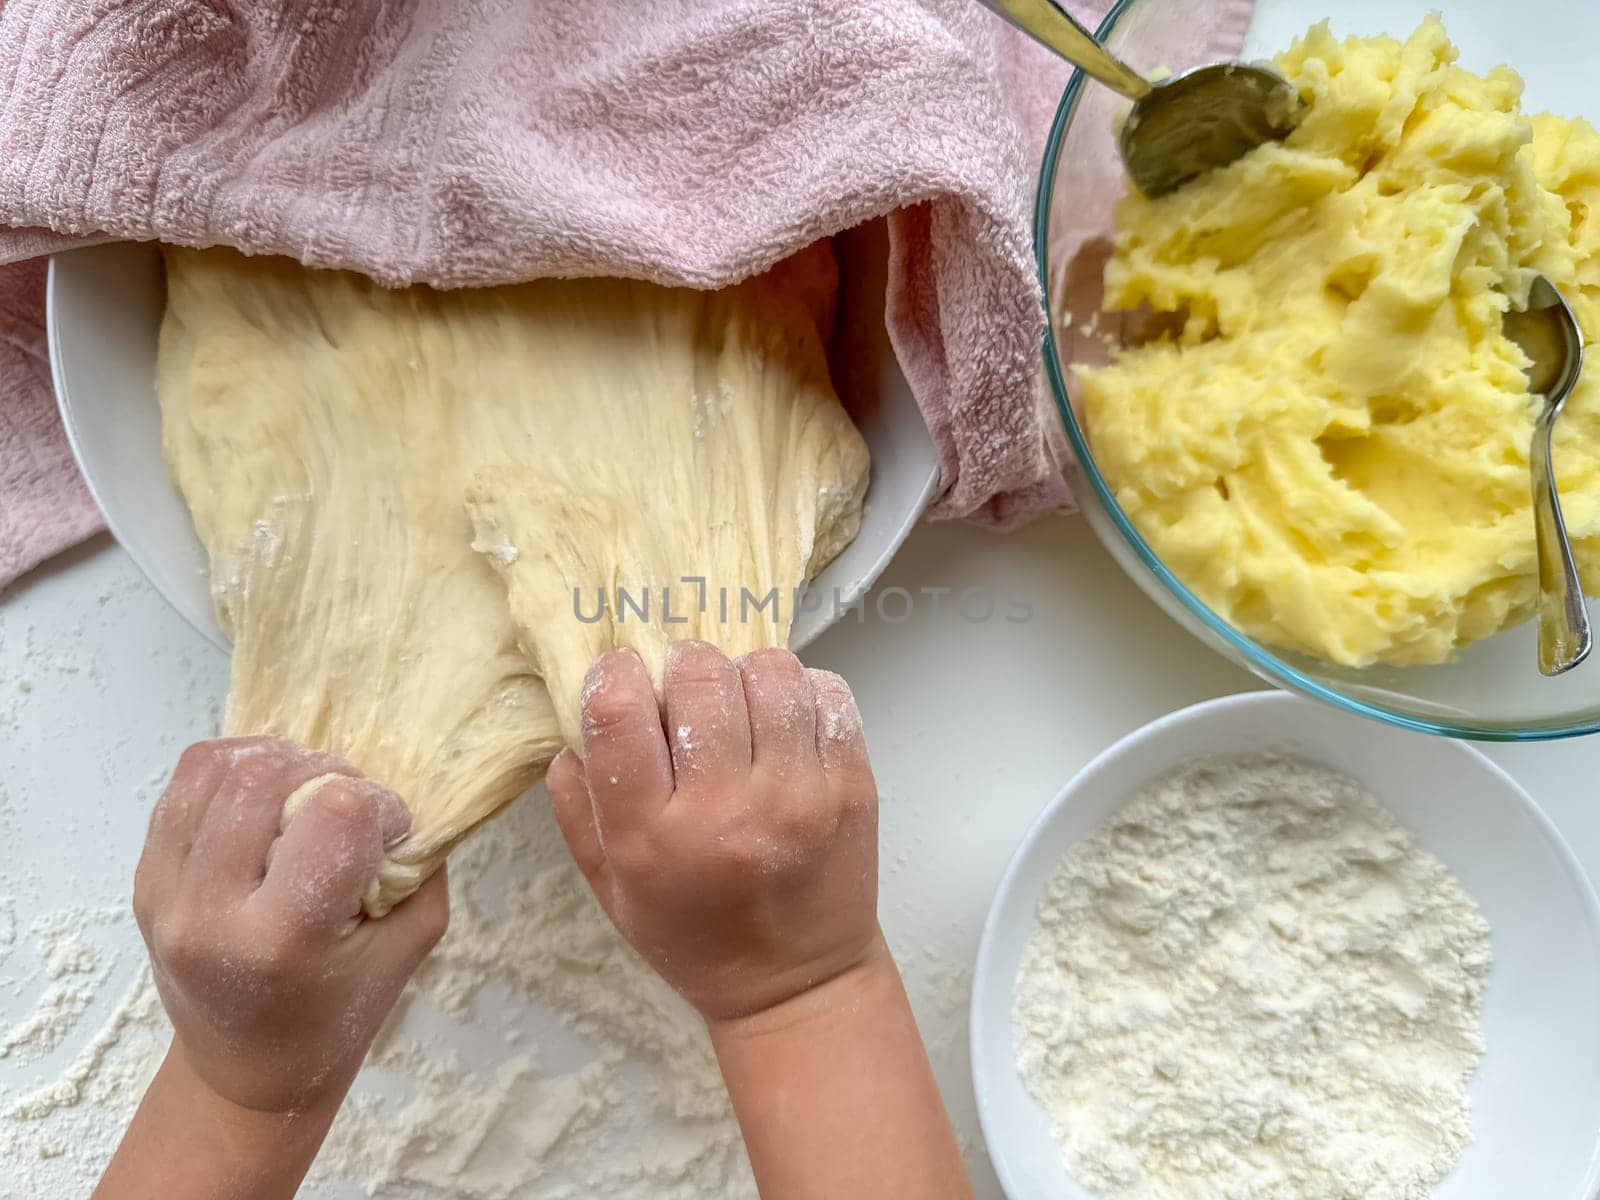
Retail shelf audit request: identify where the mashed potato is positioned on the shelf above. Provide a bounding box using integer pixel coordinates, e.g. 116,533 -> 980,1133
1079,17 -> 1600,667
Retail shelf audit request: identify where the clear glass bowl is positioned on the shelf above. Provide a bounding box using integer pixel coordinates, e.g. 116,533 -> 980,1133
1037,0 -> 1600,740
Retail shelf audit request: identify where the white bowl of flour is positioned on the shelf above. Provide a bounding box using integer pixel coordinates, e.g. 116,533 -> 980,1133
972,691 -> 1600,1200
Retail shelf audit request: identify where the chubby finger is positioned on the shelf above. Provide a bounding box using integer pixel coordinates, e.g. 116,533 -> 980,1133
738,649 -> 816,773
146,736 -> 280,867
190,739 -> 360,893
663,640 -> 752,792
547,748 -> 607,883
580,650 -> 674,837
252,775 -> 410,934
805,669 -> 871,777
138,739 -> 237,912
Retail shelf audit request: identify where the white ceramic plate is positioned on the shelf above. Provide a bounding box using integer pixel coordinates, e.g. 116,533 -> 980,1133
46,226 -> 940,652
972,691 -> 1600,1200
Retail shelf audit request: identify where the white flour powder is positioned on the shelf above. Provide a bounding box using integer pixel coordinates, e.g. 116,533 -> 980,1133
309,792 -> 751,1199
1013,756 -> 1491,1200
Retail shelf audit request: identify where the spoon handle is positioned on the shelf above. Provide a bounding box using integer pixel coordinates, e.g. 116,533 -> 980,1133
975,0 -> 1152,101
1532,408 -> 1593,675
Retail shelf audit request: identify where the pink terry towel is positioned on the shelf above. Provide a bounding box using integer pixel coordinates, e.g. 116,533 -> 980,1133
0,257 -> 103,584
0,0 -> 1254,591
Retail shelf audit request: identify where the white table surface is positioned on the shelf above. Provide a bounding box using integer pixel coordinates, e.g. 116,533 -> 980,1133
2,514 -> 1597,1197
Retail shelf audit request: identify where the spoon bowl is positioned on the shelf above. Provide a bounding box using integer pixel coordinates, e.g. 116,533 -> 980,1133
1119,61 -> 1302,195
1504,275 -> 1591,676
978,0 -> 1301,194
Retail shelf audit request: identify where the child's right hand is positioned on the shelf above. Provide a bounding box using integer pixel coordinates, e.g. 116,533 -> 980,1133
547,641 -> 882,1024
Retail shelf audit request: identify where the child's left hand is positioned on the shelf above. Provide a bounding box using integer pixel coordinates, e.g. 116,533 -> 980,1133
132,735 -> 449,1116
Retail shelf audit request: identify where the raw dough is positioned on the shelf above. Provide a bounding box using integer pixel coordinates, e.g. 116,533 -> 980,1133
158,245 -> 868,913
464,250 -> 866,745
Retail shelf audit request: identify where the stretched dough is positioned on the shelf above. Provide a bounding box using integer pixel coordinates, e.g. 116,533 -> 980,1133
158,245 -> 868,913
463,251 -> 868,745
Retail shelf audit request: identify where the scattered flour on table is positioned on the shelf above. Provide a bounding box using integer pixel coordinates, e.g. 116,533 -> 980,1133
0,910 -> 167,1194
0,792 -> 750,1199
309,792 -> 749,1199
1013,755 -> 1491,1200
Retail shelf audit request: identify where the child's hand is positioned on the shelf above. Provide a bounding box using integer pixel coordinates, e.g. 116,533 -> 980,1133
547,642 -> 880,1023
132,736 -> 449,1116
548,644 -> 969,1200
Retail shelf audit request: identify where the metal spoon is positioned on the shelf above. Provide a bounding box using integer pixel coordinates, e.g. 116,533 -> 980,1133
1503,275 -> 1591,676
976,0 -> 1302,196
